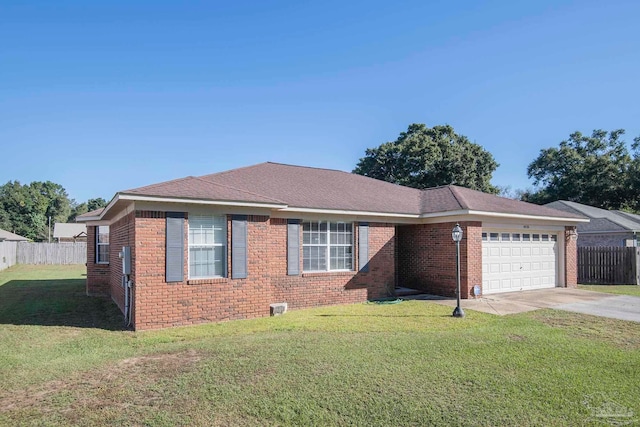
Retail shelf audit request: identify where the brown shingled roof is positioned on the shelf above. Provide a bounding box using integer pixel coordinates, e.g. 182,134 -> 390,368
197,162 -> 421,214
113,162 -> 584,219
123,175 -> 286,205
441,186 -> 584,218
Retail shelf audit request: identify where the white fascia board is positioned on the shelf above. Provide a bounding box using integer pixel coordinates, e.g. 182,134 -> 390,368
117,194 -> 288,210
75,215 -> 102,222
275,207 -> 420,219
417,210 -> 469,219
464,210 -> 590,223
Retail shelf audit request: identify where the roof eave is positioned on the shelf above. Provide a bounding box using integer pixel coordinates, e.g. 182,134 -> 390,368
118,193 -> 288,209
418,209 -> 590,223
76,193 -> 590,225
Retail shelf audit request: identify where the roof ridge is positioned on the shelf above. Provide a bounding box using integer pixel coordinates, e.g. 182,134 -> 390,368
445,185 -> 467,210
201,162 -> 272,179
203,161 -> 354,178
202,161 -> 426,195
122,175 -> 197,193
190,175 -> 287,204
266,161 -> 350,174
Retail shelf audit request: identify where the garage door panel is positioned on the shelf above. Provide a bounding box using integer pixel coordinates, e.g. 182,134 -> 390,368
482,229 -> 558,295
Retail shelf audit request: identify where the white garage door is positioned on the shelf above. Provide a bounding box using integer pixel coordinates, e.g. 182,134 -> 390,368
482,230 -> 558,295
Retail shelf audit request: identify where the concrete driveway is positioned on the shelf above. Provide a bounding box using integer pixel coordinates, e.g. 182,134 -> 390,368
407,288 -> 640,322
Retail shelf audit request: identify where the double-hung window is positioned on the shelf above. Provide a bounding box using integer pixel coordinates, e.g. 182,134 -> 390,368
302,221 -> 353,272
188,215 -> 227,279
96,226 -> 109,264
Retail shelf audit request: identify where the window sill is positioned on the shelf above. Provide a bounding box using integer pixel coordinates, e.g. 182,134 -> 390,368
95,262 -> 110,266
302,271 -> 355,278
187,277 -> 228,285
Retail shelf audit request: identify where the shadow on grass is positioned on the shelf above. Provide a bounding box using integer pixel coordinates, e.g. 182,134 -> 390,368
0,279 -> 126,330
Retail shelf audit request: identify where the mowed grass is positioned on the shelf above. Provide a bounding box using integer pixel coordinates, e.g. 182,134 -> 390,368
579,283 -> 640,297
1,266 -> 639,426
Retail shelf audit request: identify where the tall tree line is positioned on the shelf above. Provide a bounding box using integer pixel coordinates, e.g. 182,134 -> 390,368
522,129 -> 640,211
354,124 -> 640,211
0,181 -> 106,241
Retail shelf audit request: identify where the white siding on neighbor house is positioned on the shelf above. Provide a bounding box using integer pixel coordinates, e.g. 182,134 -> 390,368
578,233 -> 636,248
0,241 -> 18,271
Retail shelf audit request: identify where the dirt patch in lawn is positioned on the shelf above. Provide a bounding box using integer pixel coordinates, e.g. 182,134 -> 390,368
530,310 -> 640,350
0,349 -> 202,414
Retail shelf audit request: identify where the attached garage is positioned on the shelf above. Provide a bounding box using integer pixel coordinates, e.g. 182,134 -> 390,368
482,228 -> 560,294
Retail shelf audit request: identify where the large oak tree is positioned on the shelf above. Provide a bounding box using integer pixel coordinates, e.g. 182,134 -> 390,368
353,124 -> 499,193
524,129 -> 638,209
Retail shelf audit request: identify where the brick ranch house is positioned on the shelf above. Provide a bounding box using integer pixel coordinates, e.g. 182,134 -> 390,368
77,162 -> 587,330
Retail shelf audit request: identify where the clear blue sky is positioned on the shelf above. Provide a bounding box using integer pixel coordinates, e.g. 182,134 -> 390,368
2,0 -> 639,203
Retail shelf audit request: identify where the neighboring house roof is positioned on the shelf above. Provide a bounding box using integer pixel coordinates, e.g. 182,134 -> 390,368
53,223 -> 87,239
75,208 -> 105,221
79,162 -> 586,222
0,228 -> 29,242
545,201 -> 640,233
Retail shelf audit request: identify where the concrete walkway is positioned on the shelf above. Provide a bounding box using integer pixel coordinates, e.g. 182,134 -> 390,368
403,288 -> 640,322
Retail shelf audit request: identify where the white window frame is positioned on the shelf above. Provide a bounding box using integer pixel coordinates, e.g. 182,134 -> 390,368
188,215 -> 227,279
95,226 -> 109,264
302,221 -> 354,272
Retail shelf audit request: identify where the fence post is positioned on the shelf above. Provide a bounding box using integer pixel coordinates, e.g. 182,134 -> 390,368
635,248 -> 640,286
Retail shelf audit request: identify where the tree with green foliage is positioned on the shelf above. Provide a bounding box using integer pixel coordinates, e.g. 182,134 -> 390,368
353,124 -> 499,193
524,129 -> 637,209
627,136 -> 640,212
0,180 -> 107,241
68,197 -> 108,221
0,180 -> 72,240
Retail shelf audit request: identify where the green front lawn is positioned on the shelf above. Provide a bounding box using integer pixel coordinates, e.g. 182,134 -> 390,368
579,284 -> 640,297
1,265 -> 639,426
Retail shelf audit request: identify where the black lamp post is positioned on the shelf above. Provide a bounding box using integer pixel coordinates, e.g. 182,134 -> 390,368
452,223 -> 465,318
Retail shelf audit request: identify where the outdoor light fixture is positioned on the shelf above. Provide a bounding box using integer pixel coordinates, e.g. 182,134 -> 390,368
452,223 -> 465,318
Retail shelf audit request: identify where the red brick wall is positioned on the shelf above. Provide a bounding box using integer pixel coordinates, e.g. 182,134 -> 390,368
108,212 -> 136,312
269,219 -> 395,310
86,225 -> 110,296
397,221 -> 481,298
462,223 -> 483,297
564,226 -> 578,287
129,213 -> 395,330
132,213 -> 274,330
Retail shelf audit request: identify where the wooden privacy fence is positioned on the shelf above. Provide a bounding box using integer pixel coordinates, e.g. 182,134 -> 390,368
16,242 -> 87,265
578,246 -> 640,285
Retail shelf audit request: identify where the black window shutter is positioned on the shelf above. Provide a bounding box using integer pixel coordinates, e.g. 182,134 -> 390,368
287,220 -> 300,276
232,215 -> 248,279
359,223 -> 369,273
166,212 -> 185,282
